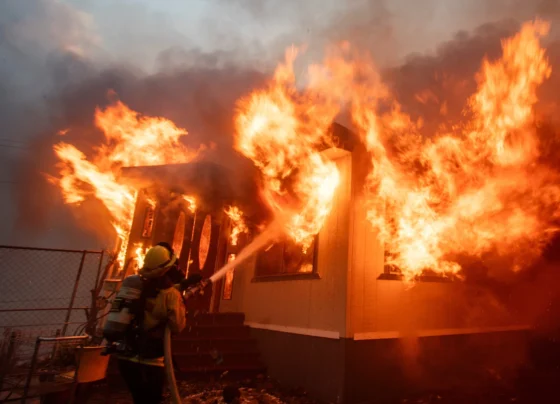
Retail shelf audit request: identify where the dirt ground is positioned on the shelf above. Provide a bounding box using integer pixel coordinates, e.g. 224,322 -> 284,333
82,371 -> 560,404
85,378 -> 319,404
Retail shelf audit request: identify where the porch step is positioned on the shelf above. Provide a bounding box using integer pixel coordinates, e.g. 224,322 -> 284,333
172,337 -> 258,354
172,312 -> 266,379
177,325 -> 252,340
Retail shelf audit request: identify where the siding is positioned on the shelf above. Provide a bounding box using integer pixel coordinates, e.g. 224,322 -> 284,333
348,146 -> 524,338
220,150 -> 352,337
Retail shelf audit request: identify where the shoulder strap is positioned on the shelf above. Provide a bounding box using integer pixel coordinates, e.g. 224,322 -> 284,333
134,278 -> 149,329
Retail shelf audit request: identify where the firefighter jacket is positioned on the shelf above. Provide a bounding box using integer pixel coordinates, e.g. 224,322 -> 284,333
118,284 -> 186,367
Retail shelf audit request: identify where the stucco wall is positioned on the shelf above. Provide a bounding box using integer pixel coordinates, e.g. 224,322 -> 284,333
219,150 -> 353,338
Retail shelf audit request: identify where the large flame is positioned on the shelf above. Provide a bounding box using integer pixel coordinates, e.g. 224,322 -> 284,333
236,19 -> 560,281
234,47 -> 341,251
51,20 -> 560,283
312,19 -> 560,281
51,100 -> 199,269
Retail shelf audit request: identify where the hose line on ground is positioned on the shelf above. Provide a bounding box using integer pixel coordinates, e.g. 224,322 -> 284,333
164,325 -> 181,404
165,279 -> 212,404
163,223 -> 279,402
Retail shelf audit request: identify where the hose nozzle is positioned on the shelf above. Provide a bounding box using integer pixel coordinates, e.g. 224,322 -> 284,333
183,278 -> 211,299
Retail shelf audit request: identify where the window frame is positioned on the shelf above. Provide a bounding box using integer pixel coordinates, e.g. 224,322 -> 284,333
378,248 -> 458,283
252,234 -> 320,282
375,201 -> 456,283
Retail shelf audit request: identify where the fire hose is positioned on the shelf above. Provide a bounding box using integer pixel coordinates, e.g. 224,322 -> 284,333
163,222 -> 280,403
164,279 -> 212,404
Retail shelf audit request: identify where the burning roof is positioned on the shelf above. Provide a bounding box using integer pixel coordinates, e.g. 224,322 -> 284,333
120,161 -> 232,199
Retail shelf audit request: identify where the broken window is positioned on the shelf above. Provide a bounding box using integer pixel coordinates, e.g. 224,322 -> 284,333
254,236 -> 318,279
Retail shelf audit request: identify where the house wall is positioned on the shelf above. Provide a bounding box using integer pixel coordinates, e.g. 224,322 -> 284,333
219,149 -> 353,339
217,143 -> 531,403
346,146 -> 527,339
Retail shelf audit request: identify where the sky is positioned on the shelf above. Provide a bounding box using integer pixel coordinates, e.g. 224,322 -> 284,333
65,0 -> 560,71
0,0 -> 558,249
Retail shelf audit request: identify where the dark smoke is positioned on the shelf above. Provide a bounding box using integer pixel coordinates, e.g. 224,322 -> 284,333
0,0 -> 269,248
4,0 -> 560,248
14,55 -> 267,242
4,2 -> 560,332
0,0 -> 102,248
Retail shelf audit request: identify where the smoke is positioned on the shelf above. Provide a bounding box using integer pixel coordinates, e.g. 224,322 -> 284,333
3,1 -> 560,304
0,0 -> 103,248
0,0 -> 272,248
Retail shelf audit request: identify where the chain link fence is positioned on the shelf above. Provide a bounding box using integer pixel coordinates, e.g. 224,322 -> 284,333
0,246 -> 107,371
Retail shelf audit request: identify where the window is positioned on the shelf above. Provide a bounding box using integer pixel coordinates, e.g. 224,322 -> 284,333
378,203 -> 452,282
381,241 -> 455,282
142,205 -> 156,238
253,236 -> 318,281
198,215 -> 212,269
383,248 -> 402,277
172,212 -> 186,259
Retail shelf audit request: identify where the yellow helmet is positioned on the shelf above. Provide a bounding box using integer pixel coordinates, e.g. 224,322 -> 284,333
139,245 -> 178,279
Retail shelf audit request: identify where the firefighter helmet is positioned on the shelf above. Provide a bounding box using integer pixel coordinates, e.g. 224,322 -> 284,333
140,245 -> 177,279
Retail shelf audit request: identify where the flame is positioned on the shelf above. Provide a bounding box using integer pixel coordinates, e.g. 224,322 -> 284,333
134,243 -> 150,271
145,195 -> 157,208
234,47 -> 340,251
182,195 -> 197,213
236,19 -> 560,281
224,206 -> 248,246
51,19 -> 560,284
51,100 -> 199,268
308,19 -> 560,281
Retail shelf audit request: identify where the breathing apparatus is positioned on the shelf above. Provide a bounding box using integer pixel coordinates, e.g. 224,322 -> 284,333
101,244 -> 182,355
101,222 -> 273,403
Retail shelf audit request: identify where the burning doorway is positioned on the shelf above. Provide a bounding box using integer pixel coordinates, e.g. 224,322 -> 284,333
118,160 -> 244,313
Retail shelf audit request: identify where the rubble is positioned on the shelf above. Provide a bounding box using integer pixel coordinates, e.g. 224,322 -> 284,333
85,377 -> 319,404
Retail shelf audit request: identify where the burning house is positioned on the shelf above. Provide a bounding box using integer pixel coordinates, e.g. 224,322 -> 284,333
114,122 -> 529,403
49,19 -> 560,403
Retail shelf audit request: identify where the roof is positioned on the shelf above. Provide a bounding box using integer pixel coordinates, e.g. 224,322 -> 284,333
119,158 -> 266,219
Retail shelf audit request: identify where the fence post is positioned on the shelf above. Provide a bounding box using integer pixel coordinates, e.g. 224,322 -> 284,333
94,251 -> 105,289
50,329 -> 61,364
22,337 -> 41,403
62,251 -> 87,336
0,331 -> 17,391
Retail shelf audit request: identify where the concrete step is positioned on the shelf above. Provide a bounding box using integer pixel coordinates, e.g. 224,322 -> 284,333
177,325 -> 252,340
171,337 -> 258,354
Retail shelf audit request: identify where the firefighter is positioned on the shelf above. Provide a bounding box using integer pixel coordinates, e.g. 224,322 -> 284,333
117,244 -> 187,404
154,242 -> 185,283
